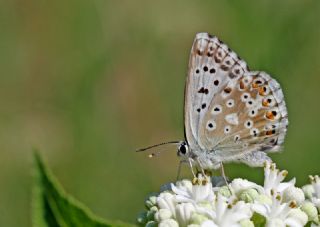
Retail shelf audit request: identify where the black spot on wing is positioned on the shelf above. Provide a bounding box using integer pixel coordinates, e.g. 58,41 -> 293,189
198,87 -> 209,94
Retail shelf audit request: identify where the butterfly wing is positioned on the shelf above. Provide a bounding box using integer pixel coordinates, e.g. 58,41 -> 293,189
185,33 -> 288,167
185,33 -> 249,151
202,71 -> 288,166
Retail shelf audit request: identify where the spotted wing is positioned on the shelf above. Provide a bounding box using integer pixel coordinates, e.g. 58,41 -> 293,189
184,33 -> 249,152
202,71 -> 288,166
185,33 -> 288,167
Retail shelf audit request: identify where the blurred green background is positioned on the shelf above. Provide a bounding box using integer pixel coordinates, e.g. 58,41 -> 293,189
1,0 -> 320,226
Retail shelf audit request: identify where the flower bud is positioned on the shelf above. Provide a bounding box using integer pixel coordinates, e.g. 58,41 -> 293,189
231,178 -> 261,195
256,194 -> 272,205
218,185 -> 231,197
137,211 -> 148,224
146,220 -> 157,227
239,189 -> 259,203
190,212 -> 208,224
175,203 -> 195,226
154,209 -> 172,222
146,206 -> 158,221
145,196 -> 157,209
302,184 -> 315,199
301,202 -> 318,222
158,219 -> 179,227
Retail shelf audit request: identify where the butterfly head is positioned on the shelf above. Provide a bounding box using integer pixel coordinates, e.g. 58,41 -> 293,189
177,141 -> 190,157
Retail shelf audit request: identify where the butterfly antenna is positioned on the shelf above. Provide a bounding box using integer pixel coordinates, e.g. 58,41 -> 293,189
136,141 -> 182,152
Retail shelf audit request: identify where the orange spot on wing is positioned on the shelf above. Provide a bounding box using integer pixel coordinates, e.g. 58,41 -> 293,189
252,83 -> 259,88
240,81 -> 245,89
259,87 -> 266,96
266,130 -> 276,136
262,100 -> 269,107
266,111 -> 274,120
266,130 -> 273,135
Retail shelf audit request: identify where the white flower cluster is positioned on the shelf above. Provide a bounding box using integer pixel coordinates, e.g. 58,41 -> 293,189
137,162 -> 320,227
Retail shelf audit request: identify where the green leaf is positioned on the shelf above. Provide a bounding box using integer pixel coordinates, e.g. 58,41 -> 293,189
32,151 -> 135,227
305,221 -> 312,227
251,212 -> 266,227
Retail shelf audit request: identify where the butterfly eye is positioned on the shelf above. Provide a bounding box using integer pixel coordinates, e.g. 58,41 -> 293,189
177,142 -> 189,156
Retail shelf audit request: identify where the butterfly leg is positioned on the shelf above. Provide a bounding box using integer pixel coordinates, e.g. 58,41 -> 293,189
188,158 -> 197,179
220,162 -> 229,184
220,162 -> 233,193
176,160 -> 187,180
195,158 -> 206,177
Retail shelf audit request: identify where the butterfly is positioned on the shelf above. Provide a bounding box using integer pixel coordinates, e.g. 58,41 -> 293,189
138,33 -> 288,179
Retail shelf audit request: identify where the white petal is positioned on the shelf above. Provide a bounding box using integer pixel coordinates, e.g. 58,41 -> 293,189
284,218 -> 305,227
266,218 -> 285,227
286,209 -> 308,226
201,220 -> 218,227
252,203 -> 269,217
277,178 -> 296,193
171,183 -> 190,198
